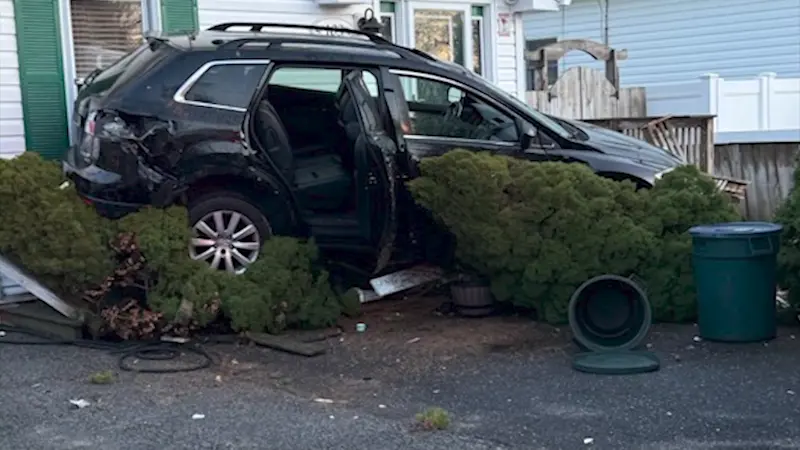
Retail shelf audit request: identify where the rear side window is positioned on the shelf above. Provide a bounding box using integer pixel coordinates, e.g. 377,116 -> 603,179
182,63 -> 268,110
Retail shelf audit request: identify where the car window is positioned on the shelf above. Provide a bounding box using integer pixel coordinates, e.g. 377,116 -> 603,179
394,74 -> 519,143
268,67 -> 342,92
184,63 -> 268,109
267,67 -> 380,97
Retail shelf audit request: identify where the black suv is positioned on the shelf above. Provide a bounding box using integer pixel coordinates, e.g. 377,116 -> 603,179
63,22 -> 682,277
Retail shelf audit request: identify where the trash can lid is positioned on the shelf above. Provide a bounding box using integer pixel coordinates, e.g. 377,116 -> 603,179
689,222 -> 782,238
572,351 -> 661,375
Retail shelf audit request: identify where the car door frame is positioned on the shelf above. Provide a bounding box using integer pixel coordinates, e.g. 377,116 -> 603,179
341,69 -> 399,274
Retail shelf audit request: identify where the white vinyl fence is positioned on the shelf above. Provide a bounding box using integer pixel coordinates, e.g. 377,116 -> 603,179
646,73 -> 800,144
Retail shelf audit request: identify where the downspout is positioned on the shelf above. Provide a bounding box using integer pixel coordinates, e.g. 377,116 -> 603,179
604,0 -> 610,45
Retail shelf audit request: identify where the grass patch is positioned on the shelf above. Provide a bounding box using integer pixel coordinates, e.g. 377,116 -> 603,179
415,407 -> 451,430
88,370 -> 116,385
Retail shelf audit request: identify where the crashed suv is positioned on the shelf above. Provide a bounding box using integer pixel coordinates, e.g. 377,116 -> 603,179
63,22 -> 682,277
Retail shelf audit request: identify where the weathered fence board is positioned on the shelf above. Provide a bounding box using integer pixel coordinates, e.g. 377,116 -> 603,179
713,142 -> 800,220
583,115 -> 715,172
525,67 -> 646,120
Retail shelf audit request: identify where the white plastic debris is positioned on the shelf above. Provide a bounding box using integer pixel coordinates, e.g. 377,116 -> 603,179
787,390 -> 796,396
666,411 -> 673,416
214,375 -> 222,383
378,404 -> 387,409
583,437 -> 594,445
356,323 -> 367,333
69,399 -> 90,409
191,414 -> 205,420
314,398 -> 334,404
406,337 -> 421,344
692,336 -> 702,343
0,331 -> 5,337
329,415 -> 335,419
58,181 -> 71,190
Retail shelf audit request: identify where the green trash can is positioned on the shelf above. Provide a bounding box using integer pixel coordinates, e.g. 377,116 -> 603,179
688,222 -> 783,343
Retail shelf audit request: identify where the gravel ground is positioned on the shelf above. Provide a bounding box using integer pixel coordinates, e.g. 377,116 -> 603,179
2,305 -> 799,450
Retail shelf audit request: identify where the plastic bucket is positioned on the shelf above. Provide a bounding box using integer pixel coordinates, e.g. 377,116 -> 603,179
568,274 -> 652,352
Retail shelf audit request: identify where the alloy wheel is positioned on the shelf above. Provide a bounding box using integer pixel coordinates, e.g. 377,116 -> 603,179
189,210 -> 261,274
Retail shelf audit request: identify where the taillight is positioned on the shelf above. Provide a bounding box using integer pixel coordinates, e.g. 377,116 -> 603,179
79,111 -> 100,165
84,111 -> 97,135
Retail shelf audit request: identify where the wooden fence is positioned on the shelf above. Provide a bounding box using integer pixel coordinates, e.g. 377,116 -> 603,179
583,115 -> 715,172
713,142 -> 800,220
525,67 -> 646,119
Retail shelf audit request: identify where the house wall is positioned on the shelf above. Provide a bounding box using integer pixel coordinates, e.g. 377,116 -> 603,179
522,0 -> 800,87
0,0 -> 25,159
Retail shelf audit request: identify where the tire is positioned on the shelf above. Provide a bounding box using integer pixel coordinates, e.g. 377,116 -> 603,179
188,191 -> 273,274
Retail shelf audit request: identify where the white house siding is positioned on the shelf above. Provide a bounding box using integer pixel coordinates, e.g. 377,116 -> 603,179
523,0 -> 800,87
198,0 -> 370,33
0,0 -> 25,159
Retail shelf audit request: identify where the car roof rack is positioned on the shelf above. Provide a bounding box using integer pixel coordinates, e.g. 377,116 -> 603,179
208,22 -> 436,61
208,22 -> 389,43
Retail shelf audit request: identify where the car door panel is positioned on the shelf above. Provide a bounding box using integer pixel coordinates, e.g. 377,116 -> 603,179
342,70 -> 398,274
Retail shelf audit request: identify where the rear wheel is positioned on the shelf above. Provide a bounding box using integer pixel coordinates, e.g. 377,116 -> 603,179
188,193 -> 273,274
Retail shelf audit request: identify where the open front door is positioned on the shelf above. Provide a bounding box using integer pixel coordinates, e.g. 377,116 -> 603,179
341,70 -> 398,274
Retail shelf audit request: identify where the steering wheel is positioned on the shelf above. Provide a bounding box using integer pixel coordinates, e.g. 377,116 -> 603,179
444,98 -> 464,121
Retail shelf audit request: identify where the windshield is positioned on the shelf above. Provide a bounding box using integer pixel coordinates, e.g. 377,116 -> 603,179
464,72 -> 574,139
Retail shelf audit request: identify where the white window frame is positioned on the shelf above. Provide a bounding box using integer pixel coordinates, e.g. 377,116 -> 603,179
173,60 -> 272,112
399,1 -> 497,83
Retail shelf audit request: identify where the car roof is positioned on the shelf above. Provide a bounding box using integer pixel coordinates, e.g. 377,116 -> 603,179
160,22 -> 464,76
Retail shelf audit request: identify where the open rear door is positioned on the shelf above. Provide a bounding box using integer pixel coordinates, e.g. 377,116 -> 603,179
342,70 -> 398,274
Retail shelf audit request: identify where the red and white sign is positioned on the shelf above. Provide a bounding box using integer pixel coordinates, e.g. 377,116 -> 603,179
497,13 -> 512,37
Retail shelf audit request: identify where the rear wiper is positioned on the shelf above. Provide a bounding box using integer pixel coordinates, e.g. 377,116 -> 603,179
83,68 -> 102,86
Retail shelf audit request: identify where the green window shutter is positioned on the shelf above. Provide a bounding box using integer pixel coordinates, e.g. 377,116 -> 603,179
13,0 -> 69,160
161,0 -> 199,35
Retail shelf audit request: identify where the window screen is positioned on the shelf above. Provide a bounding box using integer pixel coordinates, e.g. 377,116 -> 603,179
70,0 -> 144,78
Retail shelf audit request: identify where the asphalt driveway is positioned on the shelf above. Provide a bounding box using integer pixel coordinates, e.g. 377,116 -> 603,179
1,299 -> 799,450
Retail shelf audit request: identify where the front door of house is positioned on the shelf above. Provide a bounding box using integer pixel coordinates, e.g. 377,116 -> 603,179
406,2 -> 487,77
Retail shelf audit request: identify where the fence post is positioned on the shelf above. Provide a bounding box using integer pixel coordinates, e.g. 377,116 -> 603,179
698,73 -> 720,119
757,72 -> 776,131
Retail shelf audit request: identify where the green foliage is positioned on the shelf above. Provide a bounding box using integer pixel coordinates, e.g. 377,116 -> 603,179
0,154 -> 348,336
638,165 -> 741,322
409,150 -> 741,324
775,158 -> 800,312
0,153 -> 115,299
415,407 -> 451,431
217,237 -> 353,334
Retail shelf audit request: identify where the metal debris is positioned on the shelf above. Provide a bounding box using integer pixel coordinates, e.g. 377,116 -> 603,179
69,399 -> 90,409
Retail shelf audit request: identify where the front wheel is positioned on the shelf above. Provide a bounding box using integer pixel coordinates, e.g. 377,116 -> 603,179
188,192 -> 273,274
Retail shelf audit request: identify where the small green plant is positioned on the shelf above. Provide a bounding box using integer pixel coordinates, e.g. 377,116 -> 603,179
88,370 -> 116,385
415,407 -> 451,430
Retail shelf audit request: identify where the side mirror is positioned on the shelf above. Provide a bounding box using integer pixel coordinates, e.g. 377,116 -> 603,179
446,86 -> 463,103
74,77 -> 85,88
520,127 -> 538,150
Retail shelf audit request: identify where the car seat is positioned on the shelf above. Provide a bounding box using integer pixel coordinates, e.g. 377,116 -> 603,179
254,100 -> 294,183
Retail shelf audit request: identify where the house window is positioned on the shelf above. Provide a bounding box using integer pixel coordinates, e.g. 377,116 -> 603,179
471,6 -> 484,76
70,0 -> 146,78
526,38 -> 559,90
379,2 -> 396,42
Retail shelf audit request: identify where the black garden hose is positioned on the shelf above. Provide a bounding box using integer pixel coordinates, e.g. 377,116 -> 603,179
0,324 -> 214,373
